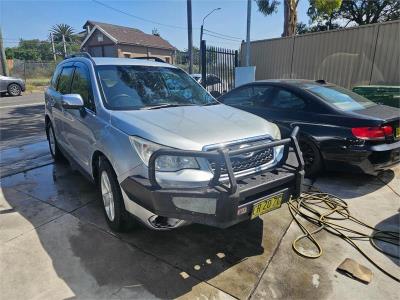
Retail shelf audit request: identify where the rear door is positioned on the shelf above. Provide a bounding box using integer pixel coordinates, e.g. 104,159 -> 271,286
62,62 -> 99,172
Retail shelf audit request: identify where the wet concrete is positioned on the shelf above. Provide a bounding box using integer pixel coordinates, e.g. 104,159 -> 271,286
251,171 -> 400,300
0,159 -> 399,299
0,139 -> 51,178
0,161 -> 293,299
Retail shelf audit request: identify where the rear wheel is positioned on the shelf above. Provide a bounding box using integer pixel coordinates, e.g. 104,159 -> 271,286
98,157 -> 134,232
8,83 -> 21,96
46,122 -> 63,161
299,139 -> 322,177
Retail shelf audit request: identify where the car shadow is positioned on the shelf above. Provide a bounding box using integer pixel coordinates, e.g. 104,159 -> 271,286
1,161 -> 268,298
372,213 -> 400,266
0,104 -> 45,142
313,169 -> 396,199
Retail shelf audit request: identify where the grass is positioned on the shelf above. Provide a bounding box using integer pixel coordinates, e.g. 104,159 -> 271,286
25,77 -> 50,93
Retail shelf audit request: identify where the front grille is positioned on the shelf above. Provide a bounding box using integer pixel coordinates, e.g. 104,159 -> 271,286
210,147 -> 274,174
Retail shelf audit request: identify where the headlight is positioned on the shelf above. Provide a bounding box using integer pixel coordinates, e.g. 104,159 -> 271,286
129,136 -> 199,172
271,123 -> 281,140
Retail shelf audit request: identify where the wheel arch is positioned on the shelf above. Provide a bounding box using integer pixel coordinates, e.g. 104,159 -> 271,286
91,150 -> 113,184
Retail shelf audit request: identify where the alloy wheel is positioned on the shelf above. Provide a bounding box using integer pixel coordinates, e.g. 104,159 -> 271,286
8,84 -> 21,96
101,171 -> 115,221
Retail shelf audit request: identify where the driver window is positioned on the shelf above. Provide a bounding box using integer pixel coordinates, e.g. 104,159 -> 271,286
70,66 -> 95,111
221,86 -> 254,106
222,85 -> 274,108
269,89 -> 306,110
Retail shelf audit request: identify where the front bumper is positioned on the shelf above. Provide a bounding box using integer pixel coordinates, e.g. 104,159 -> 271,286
121,127 -> 304,228
324,140 -> 400,175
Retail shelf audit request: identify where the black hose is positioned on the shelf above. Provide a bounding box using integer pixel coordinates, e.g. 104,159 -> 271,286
288,187 -> 400,282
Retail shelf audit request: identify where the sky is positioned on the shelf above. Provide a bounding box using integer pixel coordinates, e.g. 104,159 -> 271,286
0,0 -> 310,50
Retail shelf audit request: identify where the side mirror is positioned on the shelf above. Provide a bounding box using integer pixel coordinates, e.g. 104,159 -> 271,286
61,94 -> 84,109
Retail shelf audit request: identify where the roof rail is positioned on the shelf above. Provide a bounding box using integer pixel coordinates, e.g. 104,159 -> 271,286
133,56 -> 166,63
65,52 -> 95,64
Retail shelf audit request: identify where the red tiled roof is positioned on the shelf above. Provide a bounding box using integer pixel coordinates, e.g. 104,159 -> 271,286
84,21 -> 177,50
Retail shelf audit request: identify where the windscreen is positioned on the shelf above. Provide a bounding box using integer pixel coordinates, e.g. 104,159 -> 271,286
304,84 -> 377,111
96,65 -> 217,110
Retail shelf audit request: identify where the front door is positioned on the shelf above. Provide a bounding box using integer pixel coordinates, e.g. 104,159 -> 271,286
62,63 -> 99,173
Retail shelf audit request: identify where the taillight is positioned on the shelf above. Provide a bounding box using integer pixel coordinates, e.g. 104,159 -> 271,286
351,126 -> 393,140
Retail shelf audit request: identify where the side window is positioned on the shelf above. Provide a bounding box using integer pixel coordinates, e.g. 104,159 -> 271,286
221,86 -> 254,106
70,66 -> 95,111
221,85 -> 275,108
57,67 -> 74,94
269,89 -> 306,110
251,86 -> 276,107
50,67 -> 62,89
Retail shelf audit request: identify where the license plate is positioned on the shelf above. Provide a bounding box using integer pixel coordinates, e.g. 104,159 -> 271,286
396,127 -> 400,138
251,193 -> 283,219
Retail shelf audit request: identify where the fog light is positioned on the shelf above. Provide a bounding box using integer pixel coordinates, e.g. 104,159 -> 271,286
172,197 -> 217,214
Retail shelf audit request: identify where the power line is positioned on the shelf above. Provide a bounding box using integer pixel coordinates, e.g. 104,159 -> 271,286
91,0 -> 198,31
203,29 -> 242,40
205,39 -> 242,47
203,32 -> 242,42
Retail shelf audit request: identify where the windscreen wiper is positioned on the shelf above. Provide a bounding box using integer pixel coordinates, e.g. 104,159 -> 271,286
142,103 -> 196,110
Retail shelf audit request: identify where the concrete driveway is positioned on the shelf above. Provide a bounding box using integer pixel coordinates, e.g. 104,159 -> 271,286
0,92 -> 45,145
0,149 -> 399,299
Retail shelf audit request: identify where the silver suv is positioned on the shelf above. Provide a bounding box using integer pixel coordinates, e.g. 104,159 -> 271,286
45,53 -> 303,231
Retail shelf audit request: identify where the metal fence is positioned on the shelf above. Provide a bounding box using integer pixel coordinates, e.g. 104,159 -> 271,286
9,59 -> 56,81
241,20 -> 400,89
200,42 -> 239,96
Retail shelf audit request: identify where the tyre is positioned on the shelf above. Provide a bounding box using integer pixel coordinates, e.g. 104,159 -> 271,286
46,122 -> 64,161
98,157 -> 134,232
299,139 -> 323,177
7,83 -> 21,96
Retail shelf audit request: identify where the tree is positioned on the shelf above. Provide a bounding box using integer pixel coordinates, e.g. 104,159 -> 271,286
308,0 -> 342,29
255,0 -> 299,37
308,0 -> 400,28
50,23 -> 77,42
296,21 -> 340,34
5,39 -> 53,61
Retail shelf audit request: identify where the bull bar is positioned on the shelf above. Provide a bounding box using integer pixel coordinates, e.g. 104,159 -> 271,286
121,127 -> 304,228
148,126 -> 304,191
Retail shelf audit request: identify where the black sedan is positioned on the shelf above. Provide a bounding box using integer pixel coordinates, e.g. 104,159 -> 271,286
219,80 -> 400,176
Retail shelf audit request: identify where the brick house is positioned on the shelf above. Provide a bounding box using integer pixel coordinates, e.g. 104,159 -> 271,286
80,21 -> 177,63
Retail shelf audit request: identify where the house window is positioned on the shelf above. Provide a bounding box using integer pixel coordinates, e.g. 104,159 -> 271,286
165,57 -> 170,63
97,33 -> 104,42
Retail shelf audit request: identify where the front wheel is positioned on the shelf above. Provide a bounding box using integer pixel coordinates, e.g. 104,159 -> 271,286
98,157 -> 134,232
8,83 -> 22,96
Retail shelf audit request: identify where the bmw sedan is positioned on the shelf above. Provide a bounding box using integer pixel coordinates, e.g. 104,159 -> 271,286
219,80 -> 400,176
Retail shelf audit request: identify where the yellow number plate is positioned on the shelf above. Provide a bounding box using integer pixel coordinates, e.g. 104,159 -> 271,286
396,127 -> 400,138
251,193 -> 283,219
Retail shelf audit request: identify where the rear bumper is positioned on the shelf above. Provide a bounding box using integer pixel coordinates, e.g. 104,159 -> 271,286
121,127 -> 304,228
323,140 -> 400,175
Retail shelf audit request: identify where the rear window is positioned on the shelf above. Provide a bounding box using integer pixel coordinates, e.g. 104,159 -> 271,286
305,84 -> 377,111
